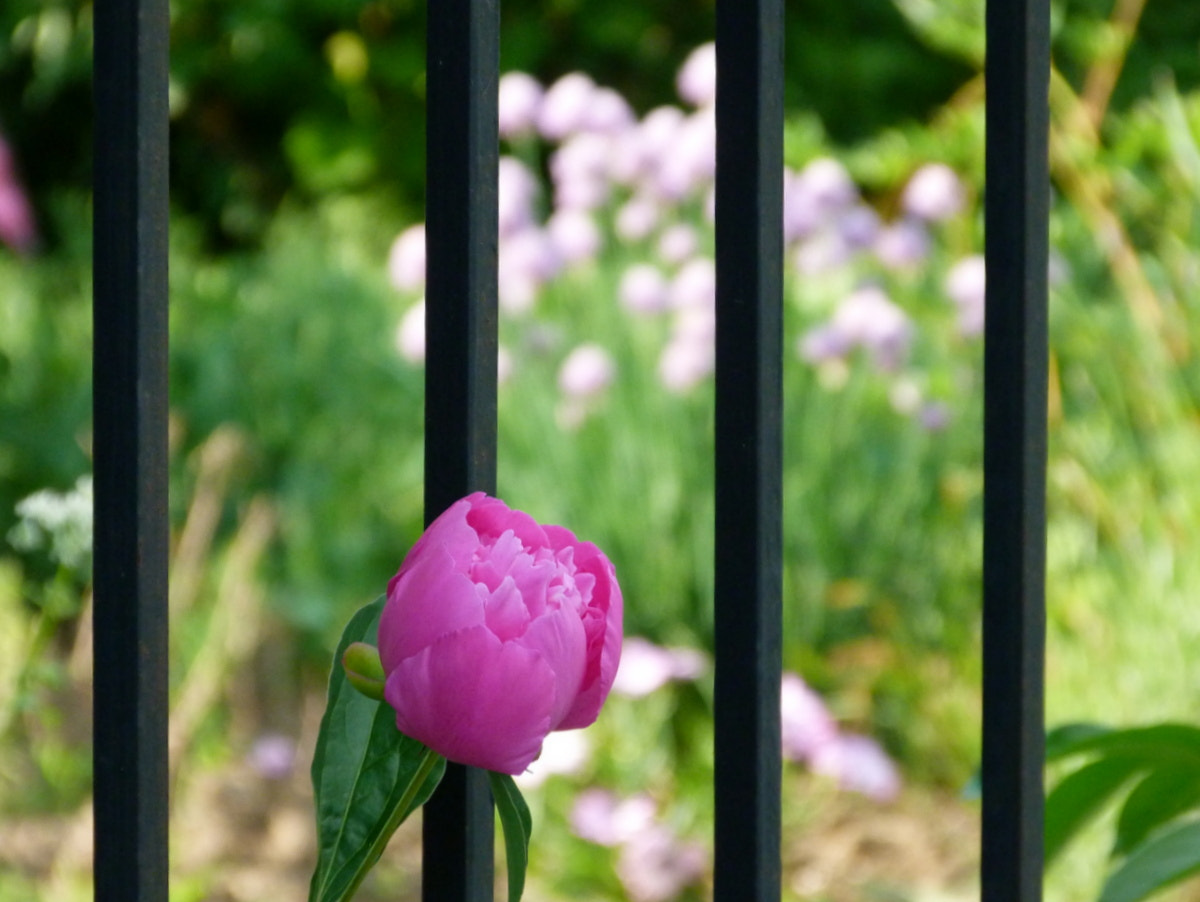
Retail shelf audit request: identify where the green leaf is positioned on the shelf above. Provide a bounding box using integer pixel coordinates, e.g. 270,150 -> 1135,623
1115,768 -> 1200,857
1046,724 -> 1200,767
489,771 -> 533,902
1100,821 -> 1200,902
1045,757 -> 1145,866
309,595 -> 447,902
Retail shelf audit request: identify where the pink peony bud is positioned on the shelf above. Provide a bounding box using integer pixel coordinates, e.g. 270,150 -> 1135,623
379,493 -> 624,775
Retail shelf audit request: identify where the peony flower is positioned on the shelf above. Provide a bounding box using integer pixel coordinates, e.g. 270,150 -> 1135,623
379,493 -> 623,775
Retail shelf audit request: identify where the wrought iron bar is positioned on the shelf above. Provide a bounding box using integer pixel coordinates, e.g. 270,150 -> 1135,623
713,2 -> 785,899
421,0 -> 500,897
92,0 -> 171,897
982,0 -> 1052,899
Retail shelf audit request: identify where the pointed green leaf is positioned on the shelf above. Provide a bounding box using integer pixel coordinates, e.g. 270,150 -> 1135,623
1046,724 -> 1200,767
1115,767 -> 1200,857
489,771 -> 533,902
1100,821 -> 1200,902
1045,757 -> 1145,866
309,595 -> 447,902
1046,723 -> 1113,761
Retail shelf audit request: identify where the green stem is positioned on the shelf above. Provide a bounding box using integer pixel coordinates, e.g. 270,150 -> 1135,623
341,744 -> 444,902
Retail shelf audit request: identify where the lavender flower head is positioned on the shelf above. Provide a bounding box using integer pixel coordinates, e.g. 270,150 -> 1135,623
498,71 -> 543,139
558,342 -> 616,399
676,42 -> 717,108
901,162 -> 966,222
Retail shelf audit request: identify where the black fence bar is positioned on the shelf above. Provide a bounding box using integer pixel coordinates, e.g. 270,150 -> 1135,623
712,2 -> 785,900
91,0 -> 171,897
981,0 -> 1051,899
421,0 -> 500,898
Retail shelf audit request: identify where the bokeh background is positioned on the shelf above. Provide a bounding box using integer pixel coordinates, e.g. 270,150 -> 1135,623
2,0 -> 1200,898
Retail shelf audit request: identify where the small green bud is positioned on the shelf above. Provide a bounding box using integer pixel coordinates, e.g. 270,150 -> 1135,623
343,641 -> 386,701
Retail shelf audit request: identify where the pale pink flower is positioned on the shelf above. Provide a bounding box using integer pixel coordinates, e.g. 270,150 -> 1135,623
558,343 -> 616,399
612,637 -> 707,697
395,299 -> 426,363
247,733 -> 296,780
901,162 -> 965,221
829,284 -> 913,370
571,790 -> 657,846
650,107 -> 714,199
810,733 -> 902,802
498,72 -> 544,139
875,218 -> 930,269
780,672 -> 838,762
657,223 -> 699,265
658,336 -> 714,393
538,72 -> 597,140
619,264 -> 670,315
387,224 -> 426,291
547,208 -> 601,264
584,87 -> 635,134
676,42 -> 717,108
668,257 -> 715,310
498,156 -> 539,237
615,195 -> 660,242
617,824 -> 708,902
944,254 -> 986,337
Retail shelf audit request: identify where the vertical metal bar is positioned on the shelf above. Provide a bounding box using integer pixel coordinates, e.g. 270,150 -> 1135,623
982,0 -> 1051,898
713,2 -> 785,900
421,0 -> 499,898
92,0 -> 170,897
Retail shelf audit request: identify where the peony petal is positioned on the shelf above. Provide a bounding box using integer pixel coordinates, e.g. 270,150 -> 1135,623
385,625 -> 556,775
388,498 -> 481,599
466,494 -> 550,549
483,575 -> 531,641
519,608 -> 588,727
379,544 -> 484,672
558,551 -> 623,729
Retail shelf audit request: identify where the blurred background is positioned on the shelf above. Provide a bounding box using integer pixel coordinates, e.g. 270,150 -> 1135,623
1,0 -> 1200,898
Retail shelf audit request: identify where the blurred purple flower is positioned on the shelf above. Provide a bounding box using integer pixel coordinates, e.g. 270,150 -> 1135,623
829,284 -> 913,370
875,218 -> 931,269
901,162 -> 965,222
657,223 -> 698,265
944,253 -> 986,337
612,637 -> 707,697
615,195 -> 661,242
676,42 -> 717,108
499,227 -> 560,312
625,106 -> 686,187
498,72 -> 543,139
668,256 -> 715,311
798,324 -> 850,364
247,733 -> 296,780
395,299 -> 426,363
793,229 -> 851,275
387,224 -> 425,291
0,136 -> 36,254
784,157 -> 858,242
617,824 -> 708,902
559,343 -> 616,399
547,208 -> 602,265
658,335 -> 713,394
498,156 -> 539,236
538,72 -> 598,140
619,263 -> 670,315
571,789 -> 657,846
650,108 -> 714,199
810,733 -> 902,802
918,400 -> 951,431
584,87 -> 636,134
780,672 -> 839,763
837,204 -> 882,249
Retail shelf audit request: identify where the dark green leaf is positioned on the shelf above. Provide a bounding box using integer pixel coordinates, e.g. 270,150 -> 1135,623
1045,757 -> 1145,866
1046,724 -> 1200,767
309,595 -> 447,902
489,771 -> 533,902
1115,768 -> 1200,857
1100,821 -> 1200,902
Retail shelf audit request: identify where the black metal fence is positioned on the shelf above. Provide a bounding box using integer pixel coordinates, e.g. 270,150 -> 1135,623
91,0 -> 1050,899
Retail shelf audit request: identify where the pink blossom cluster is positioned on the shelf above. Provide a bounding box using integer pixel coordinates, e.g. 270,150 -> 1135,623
781,672 -> 901,802
0,134 -> 37,255
385,44 -> 979,426
571,789 -> 708,902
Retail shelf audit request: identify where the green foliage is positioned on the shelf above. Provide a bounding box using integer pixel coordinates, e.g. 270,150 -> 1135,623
1045,723 -> 1200,902
309,594 -> 447,902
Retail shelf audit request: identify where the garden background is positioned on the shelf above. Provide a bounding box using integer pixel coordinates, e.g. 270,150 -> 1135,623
2,0 -> 1200,898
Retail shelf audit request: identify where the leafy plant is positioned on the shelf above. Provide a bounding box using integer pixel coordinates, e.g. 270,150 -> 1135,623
1045,722 -> 1200,902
